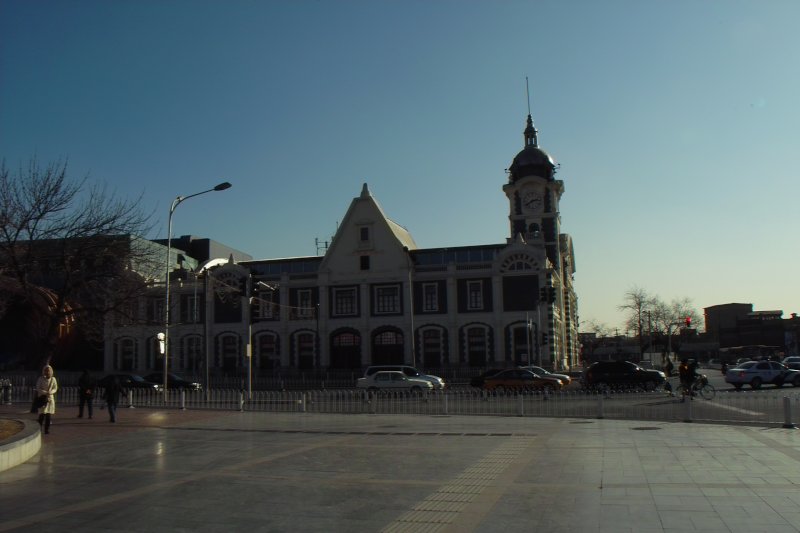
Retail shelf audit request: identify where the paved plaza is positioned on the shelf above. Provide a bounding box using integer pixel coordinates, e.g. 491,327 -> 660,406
2,405 -> 800,532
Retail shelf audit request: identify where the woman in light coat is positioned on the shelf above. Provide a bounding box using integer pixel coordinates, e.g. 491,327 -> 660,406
35,365 -> 58,434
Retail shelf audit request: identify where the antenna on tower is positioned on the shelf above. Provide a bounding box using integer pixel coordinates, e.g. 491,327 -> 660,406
526,76 -> 531,115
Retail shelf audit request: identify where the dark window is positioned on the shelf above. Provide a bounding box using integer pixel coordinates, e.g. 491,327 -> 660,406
333,288 -> 357,316
467,281 -> 483,310
374,285 -> 400,314
360,256 -> 370,270
360,227 -> 369,241
423,283 -> 438,312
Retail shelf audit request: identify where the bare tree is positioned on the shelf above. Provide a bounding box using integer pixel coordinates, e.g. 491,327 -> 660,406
618,286 -> 699,358
0,158 -> 155,370
618,286 -> 657,343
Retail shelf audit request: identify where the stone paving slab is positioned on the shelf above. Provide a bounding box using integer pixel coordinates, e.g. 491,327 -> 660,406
2,405 -> 800,532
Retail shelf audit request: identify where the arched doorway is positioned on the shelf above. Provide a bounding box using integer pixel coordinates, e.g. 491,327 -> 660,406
420,326 -> 447,369
255,332 -> 280,372
295,332 -> 316,370
464,325 -> 490,367
371,327 -> 404,365
330,329 -> 361,369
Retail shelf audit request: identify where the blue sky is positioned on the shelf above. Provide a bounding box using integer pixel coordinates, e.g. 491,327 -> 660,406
2,0 -> 798,330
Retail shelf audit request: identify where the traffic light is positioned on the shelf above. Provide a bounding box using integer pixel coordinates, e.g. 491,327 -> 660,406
685,316 -> 692,328
541,332 -> 549,344
539,287 -> 547,301
548,287 -> 557,303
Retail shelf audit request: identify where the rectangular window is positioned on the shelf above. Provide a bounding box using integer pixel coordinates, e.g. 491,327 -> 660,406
297,289 -> 313,318
422,283 -> 438,312
467,280 -> 483,310
180,294 -> 202,324
360,255 -> 370,270
333,287 -> 357,316
146,297 -> 165,324
374,285 -> 400,314
255,291 -> 275,319
114,302 -> 137,326
360,227 -> 369,241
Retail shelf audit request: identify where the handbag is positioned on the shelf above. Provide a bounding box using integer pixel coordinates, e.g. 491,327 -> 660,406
30,394 -> 48,412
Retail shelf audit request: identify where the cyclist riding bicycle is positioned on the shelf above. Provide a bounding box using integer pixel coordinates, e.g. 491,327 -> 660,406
678,359 -> 699,399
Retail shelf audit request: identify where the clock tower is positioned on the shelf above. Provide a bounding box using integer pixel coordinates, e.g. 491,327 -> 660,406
502,112 -> 565,275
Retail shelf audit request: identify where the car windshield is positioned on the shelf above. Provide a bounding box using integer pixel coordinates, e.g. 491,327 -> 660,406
130,375 -> 146,382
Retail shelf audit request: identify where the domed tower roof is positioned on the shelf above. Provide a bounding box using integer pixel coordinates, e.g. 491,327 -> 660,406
508,114 -> 556,182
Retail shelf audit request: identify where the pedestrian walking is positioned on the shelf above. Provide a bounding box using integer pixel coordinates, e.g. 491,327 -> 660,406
664,357 -> 674,377
103,375 -> 122,423
77,370 -> 97,419
35,365 -> 58,434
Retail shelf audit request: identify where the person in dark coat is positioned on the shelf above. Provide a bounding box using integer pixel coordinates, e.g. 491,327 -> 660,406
77,370 -> 96,419
103,376 -> 122,423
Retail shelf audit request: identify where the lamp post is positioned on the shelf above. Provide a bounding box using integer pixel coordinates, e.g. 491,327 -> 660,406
164,181 -> 231,401
247,281 -> 276,400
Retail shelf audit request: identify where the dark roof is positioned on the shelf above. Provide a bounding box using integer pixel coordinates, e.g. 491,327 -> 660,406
508,145 -> 556,182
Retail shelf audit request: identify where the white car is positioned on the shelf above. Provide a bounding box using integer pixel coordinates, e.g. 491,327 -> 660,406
356,371 -> 434,392
363,365 -> 445,389
724,361 -> 800,389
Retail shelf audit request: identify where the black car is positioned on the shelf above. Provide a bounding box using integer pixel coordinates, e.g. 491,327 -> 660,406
143,373 -> 202,391
99,374 -> 162,391
581,361 -> 666,390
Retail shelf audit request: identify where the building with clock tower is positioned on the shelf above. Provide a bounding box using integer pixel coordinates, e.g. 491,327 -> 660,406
104,111 -> 579,380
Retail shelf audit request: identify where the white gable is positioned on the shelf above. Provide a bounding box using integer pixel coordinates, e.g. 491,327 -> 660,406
320,184 -> 417,280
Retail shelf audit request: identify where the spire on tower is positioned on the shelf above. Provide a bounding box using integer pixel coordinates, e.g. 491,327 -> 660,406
524,77 -> 538,147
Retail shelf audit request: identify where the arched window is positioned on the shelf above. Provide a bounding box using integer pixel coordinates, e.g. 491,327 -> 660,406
256,332 -> 280,371
500,253 -> 538,273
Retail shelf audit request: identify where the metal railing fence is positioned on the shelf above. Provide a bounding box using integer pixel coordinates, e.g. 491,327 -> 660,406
6,385 -> 800,428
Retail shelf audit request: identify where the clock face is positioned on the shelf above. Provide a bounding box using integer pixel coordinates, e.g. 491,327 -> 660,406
522,191 -> 543,212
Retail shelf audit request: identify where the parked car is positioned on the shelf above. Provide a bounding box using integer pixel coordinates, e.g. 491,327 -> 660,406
363,365 -> 445,389
580,361 -> 666,390
782,356 -> 800,371
470,368 -> 505,388
724,361 -> 800,389
482,368 -> 564,392
99,374 -> 162,391
356,371 -> 433,392
143,373 -> 202,391
519,365 -> 572,386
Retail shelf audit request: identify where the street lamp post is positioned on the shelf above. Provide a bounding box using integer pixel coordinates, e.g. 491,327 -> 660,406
247,281 -> 276,400
164,181 -> 231,401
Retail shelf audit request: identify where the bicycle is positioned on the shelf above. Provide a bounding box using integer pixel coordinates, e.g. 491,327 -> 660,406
676,374 -> 715,400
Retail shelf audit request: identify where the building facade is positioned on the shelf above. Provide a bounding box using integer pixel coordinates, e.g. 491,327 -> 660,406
105,113 -> 579,377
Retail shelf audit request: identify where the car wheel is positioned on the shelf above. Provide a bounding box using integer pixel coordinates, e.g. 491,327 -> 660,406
750,377 -> 762,390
